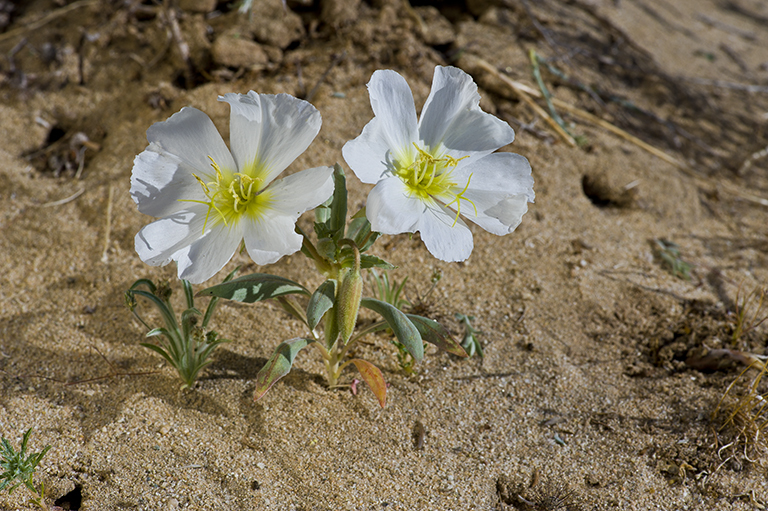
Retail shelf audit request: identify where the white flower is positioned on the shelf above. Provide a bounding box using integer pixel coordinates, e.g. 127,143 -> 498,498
342,66 -> 534,262
131,92 -> 334,283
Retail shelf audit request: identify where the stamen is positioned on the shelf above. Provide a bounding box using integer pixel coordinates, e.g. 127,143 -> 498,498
395,144 -> 475,227
443,173 -> 478,226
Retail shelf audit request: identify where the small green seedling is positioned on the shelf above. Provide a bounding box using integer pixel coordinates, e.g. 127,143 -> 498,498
125,269 -> 237,389
370,270 -> 410,311
455,313 -> 483,357
654,239 -> 693,280
1,428 -> 50,509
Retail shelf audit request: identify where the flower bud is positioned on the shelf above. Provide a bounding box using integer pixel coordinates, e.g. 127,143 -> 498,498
336,249 -> 363,345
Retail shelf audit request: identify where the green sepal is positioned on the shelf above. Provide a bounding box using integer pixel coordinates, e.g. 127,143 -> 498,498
360,254 -> 396,270
350,359 -> 387,408
315,198 -> 331,225
406,314 -> 467,357
254,338 -> 312,401
347,214 -> 381,253
360,298 -> 423,361
197,273 -> 309,302
313,164 -> 348,242
307,280 -> 336,330
328,164 -> 347,239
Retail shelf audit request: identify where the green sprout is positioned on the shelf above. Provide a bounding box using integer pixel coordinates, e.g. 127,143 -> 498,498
1,428 -> 50,509
654,239 -> 693,280
125,269 -> 237,389
370,269 -> 411,311
455,313 -> 483,357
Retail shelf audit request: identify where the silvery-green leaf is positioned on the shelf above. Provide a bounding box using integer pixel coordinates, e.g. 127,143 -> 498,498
360,254 -> 396,270
198,273 -> 309,302
307,280 -> 336,330
360,298 -> 423,361
254,338 -> 312,401
406,314 -> 467,357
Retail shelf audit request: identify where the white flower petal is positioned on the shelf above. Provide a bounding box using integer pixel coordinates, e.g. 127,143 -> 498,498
177,222 -> 244,284
342,117 -> 395,184
134,206 -> 210,267
146,107 -> 235,177
242,213 -> 304,266
366,177 -> 423,235
417,199 -> 474,262
266,166 -> 334,215
218,92 -> 321,185
458,193 -> 529,235
418,66 -> 515,159
455,152 -> 535,203
130,145 -> 207,218
367,70 -> 419,162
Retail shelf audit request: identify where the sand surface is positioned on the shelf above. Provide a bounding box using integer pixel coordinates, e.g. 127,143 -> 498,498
1,0 -> 768,509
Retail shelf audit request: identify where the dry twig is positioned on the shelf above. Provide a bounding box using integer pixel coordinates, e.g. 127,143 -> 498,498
468,56 -> 768,208
0,0 -> 99,44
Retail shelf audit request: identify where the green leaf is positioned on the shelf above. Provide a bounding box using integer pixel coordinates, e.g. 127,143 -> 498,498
360,298 -> 423,361
329,164 -> 347,239
276,296 -> 309,327
197,273 -> 309,303
350,359 -> 387,407
128,278 -> 157,294
406,315 -> 467,357
254,338 -> 312,401
360,254 -> 396,270
347,214 -> 381,253
316,237 -> 337,261
307,280 -> 336,330
181,280 -> 195,310
140,342 -> 175,366
203,266 -> 240,329
127,289 -> 179,333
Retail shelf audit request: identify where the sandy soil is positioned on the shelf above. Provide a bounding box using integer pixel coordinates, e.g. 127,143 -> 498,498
1,0 -> 768,509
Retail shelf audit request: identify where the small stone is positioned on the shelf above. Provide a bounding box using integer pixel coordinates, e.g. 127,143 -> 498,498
320,0 -> 361,27
179,0 -> 216,13
246,0 -> 305,49
211,31 -> 269,70
415,6 -> 455,46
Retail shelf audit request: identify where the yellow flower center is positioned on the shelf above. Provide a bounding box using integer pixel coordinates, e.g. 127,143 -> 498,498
184,156 -> 272,231
395,144 -> 476,225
